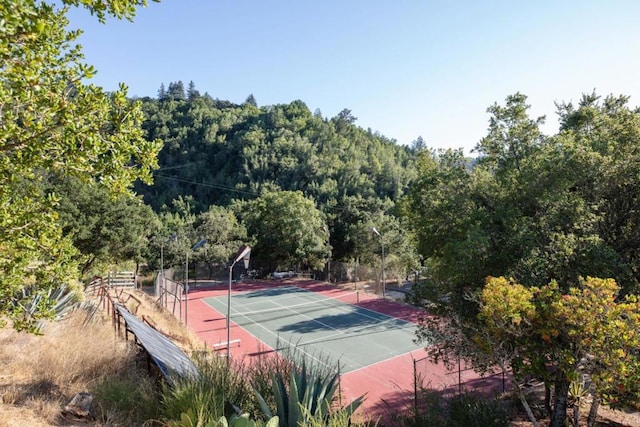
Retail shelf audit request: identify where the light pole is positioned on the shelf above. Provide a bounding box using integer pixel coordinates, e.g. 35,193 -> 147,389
185,238 -> 207,327
228,245 -> 251,362
371,227 -> 385,298
160,234 -> 177,308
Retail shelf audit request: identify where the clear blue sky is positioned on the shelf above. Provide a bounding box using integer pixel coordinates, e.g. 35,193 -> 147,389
67,1 -> 640,154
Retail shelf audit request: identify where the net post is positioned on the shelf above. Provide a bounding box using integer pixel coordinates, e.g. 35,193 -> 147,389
356,290 -> 359,304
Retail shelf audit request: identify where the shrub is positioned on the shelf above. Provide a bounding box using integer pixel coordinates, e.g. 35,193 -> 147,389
395,389 -> 510,427
447,393 -> 510,427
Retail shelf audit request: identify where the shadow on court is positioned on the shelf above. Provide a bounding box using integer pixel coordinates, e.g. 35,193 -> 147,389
234,286 -> 309,298
202,285 -> 421,373
278,311 -> 409,334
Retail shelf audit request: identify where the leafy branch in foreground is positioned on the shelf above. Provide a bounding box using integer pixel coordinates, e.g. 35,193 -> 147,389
0,0 -> 161,331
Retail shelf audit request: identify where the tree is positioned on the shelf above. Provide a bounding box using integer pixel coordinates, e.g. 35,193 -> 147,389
167,80 -> 186,101
418,276 -> 640,427
0,0 -> 161,331
478,277 -> 640,427
336,108 -> 357,124
53,176 -> 160,275
475,92 -> 545,174
554,277 -> 640,426
194,205 -> 248,277
407,93 -> 640,424
410,136 -> 427,152
136,93 -> 418,266
245,93 -> 257,107
240,191 -> 329,272
186,80 -> 200,101
403,93 -> 640,315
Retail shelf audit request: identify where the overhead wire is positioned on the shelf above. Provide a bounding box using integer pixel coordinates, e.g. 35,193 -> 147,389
152,172 -> 358,214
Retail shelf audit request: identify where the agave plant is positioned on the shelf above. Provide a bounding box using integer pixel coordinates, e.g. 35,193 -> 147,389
223,413 -> 279,427
12,283 -> 80,332
167,409 -> 278,427
255,360 -> 365,427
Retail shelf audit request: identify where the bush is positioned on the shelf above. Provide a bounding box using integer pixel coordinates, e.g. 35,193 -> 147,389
447,393 -> 510,427
93,376 -> 158,424
396,389 -> 510,427
159,353 -> 254,425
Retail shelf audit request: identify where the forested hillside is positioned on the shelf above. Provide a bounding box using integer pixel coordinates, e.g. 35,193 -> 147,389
135,81 -> 419,263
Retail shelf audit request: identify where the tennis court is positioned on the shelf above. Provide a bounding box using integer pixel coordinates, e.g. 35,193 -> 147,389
202,285 -> 422,373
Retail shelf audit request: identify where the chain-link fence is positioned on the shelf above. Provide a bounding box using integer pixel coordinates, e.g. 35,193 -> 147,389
412,354 -> 508,417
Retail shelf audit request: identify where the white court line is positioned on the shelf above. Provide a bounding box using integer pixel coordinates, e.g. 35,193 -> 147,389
283,287 -> 418,332
223,303 -> 334,370
213,287 -> 418,372
231,287 -> 416,340
230,286 -> 357,316
296,330 -> 348,346
265,296 -> 347,339
228,285 -> 304,310
232,290 -> 416,356
226,290 -> 348,366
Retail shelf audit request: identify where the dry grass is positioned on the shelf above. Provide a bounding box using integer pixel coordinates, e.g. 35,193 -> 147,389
0,301 -> 157,426
125,288 -> 206,353
0,286 -> 206,426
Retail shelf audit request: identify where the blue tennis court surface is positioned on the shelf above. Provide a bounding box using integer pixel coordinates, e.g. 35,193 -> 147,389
202,285 -> 421,373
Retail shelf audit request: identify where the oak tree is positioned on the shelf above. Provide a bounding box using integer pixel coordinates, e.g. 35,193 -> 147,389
0,0 -> 161,330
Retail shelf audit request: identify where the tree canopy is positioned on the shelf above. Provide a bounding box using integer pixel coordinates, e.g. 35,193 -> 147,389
408,92 -> 640,425
239,191 -> 329,272
404,93 -> 640,314
136,82 -> 419,269
0,0 -> 161,331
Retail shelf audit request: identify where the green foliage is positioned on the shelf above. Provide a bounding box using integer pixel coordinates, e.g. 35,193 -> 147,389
137,86 -> 418,263
298,405 -> 373,427
394,389 -> 509,427
10,283 -> 81,333
166,410 -> 278,427
93,375 -> 159,424
403,92 -> 640,320
0,0 -> 161,331
160,354 -> 254,426
475,276 -> 640,426
52,176 -> 160,275
241,191 -> 329,272
62,0 -> 158,22
194,205 -> 248,275
446,393 -> 510,427
255,361 -> 364,427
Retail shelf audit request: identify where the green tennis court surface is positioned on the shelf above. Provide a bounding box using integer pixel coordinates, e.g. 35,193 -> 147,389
203,285 -> 421,373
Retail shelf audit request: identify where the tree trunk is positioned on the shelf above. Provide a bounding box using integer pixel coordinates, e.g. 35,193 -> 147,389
551,373 -> 570,427
81,255 -> 96,276
572,400 -> 580,427
545,382 -> 552,417
512,378 -> 539,427
587,394 -> 600,427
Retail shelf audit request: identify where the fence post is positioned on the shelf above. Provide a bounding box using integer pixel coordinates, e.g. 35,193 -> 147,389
338,361 -> 342,407
458,356 -> 462,395
413,357 -> 418,417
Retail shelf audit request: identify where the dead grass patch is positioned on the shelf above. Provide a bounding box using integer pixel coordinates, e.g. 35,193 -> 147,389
124,288 -> 207,352
0,306 -> 156,426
